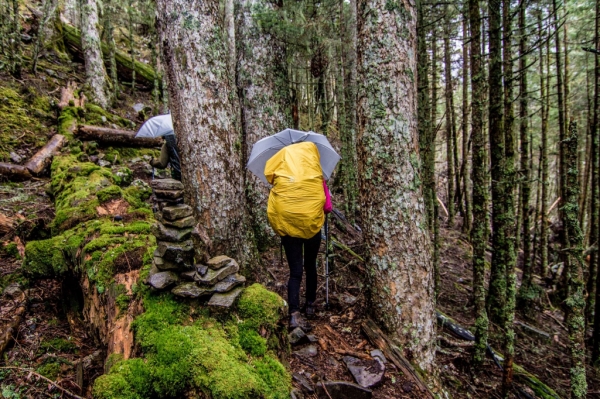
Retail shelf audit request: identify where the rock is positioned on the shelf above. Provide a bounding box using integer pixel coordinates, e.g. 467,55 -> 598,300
156,240 -> 194,266
132,103 -> 145,112
3,283 -> 23,299
196,264 -> 209,276
290,388 -> 304,399
293,345 -> 318,358
89,155 -> 99,163
326,356 -> 340,368
151,222 -> 193,242
145,264 -> 160,283
156,197 -> 184,210
207,255 -> 236,270
151,178 -> 184,191
154,256 -> 180,271
161,215 -> 195,229
148,271 -> 179,290
213,273 -> 246,293
207,287 -> 244,309
343,356 -> 385,388
196,261 -> 239,286
9,152 -> 22,163
339,292 -> 358,305
370,350 -> 386,364
172,282 -> 213,298
180,271 -> 198,281
306,334 -> 318,343
98,160 -> 111,167
293,373 -> 314,394
101,116 -> 107,123
154,189 -> 183,200
289,328 -> 308,346
315,381 -> 372,399
401,381 -> 414,393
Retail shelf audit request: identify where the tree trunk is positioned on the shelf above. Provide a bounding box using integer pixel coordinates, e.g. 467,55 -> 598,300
155,0 -> 254,265
562,121 -> 587,398
486,0 -> 506,326
461,14 -> 471,235
430,23 -> 441,298
32,0 -> 59,74
80,0 -> 110,108
553,0 -> 566,240
540,16 -> 550,278
357,0 -> 435,371
468,0 -> 489,366
443,7 -> 455,226
236,0 -> 290,252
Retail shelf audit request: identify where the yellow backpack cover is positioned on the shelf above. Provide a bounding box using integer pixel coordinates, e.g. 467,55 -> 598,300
265,142 -> 325,239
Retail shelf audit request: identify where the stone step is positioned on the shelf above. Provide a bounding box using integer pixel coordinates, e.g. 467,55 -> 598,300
172,282 -> 214,298
156,240 -> 194,267
206,255 -> 237,270
207,287 -> 244,309
148,271 -> 179,290
213,273 -> 246,293
151,178 -> 184,191
196,261 -> 239,286
151,222 -> 193,242
161,204 -> 193,221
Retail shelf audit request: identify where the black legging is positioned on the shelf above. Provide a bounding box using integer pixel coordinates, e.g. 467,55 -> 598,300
282,232 -> 322,314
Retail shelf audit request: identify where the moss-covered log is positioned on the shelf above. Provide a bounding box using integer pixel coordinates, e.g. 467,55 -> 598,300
76,125 -> 161,147
60,22 -> 158,90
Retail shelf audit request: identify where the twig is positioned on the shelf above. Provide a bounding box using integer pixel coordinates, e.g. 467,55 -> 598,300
437,196 -> 449,218
0,367 -> 85,399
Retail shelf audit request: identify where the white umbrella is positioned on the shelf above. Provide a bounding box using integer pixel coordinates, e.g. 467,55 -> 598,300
135,114 -> 174,138
247,128 -> 340,185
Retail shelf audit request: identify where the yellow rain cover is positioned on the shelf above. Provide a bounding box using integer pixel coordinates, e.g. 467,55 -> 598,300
265,142 -> 325,239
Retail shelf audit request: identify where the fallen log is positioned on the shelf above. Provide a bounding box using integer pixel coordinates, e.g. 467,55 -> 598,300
0,163 -> 33,181
60,21 -> 157,90
361,318 -> 435,399
0,288 -> 28,357
76,125 -> 161,147
25,134 -> 67,175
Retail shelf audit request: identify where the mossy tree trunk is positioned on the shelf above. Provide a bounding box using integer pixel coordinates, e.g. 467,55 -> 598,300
80,0 -> 110,108
540,15 -> 550,279
562,121 -> 587,398
8,0 -> 22,78
155,0 -> 256,265
357,0 -> 436,371
443,5 -> 455,227
468,0 -> 489,366
430,20 -> 441,298
236,0 -> 291,252
461,13 -> 471,235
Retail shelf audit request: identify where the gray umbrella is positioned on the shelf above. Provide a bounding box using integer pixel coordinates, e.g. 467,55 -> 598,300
247,128 -> 341,185
135,114 -> 174,138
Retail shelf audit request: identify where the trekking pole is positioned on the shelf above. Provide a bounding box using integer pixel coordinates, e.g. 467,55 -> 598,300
325,214 -> 330,310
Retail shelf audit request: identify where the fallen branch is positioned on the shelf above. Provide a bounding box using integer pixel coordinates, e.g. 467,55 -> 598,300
0,163 -> 33,181
0,289 -> 28,357
437,196 -> 449,218
25,134 -> 67,175
0,367 -> 85,399
361,318 -> 434,398
76,125 -> 161,147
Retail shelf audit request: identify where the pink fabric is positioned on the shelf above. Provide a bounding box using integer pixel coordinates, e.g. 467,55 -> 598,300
323,181 -> 332,214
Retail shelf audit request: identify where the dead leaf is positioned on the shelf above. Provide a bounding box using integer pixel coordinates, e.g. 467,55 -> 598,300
14,237 -> 25,257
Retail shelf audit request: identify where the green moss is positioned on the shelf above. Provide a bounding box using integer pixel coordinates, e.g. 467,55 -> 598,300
237,283 -> 286,330
39,338 -> 78,353
3,243 -> 20,259
23,236 -> 70,278
84,103 -> 132,128
57,106 -> 81,138
238,325 -> 267,357
97,185 -> 123,203
37,362 -> 61,380
93,374 -> 141,399
514,364 -> 561,399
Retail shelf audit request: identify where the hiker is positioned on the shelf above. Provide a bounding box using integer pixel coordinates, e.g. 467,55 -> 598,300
264,142 -> 332,331
150,134 -> 182,181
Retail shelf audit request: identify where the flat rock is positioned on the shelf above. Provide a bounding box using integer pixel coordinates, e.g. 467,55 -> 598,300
315,381 -> 372,399
162,204 -> 193,221
154,189 -> 183,200
154,256 -> 180,271
306,334 -> 319,343
180,270 -> 198,281
157,198 -> 184,210
213,273 -> 246,293
207,287 -> 244,309
196,264 -> 209,276
156,240 -> 194,266
161,215 -> 195,229
289,327 -> 308,346
293,345 -> 318,358
196,262 -> 239,286
293,373 -> 314,394
148,271 -> 179,290
339,292 -> 358,305
151,222 -> 193,242
206,255 -> 237,270
172,282 -> 213,298
343,356 -> 385,388
370,350 -> 386,364
151,178 -> 184,191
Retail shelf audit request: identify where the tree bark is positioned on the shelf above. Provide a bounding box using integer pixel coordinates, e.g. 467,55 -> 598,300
0,163 -> 32,181
236,0 -> 290,252
461,14 -> 471,235
468,0 -> 489,366
540,16 -> 550,278
80,0 -> 110,108
155,0 -> 254,265
443,7 -> 455,226
357,0 -> 435,371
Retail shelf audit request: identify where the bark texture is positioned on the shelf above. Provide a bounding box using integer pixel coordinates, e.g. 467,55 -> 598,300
357,0 -> 435,370
236,0 -> 290,251
80,0 -> 109,108
155,0 -> 253,264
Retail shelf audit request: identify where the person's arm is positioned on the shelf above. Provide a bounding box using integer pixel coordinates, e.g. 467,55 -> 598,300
150,141 -> 169,168
323,180 -> 332,214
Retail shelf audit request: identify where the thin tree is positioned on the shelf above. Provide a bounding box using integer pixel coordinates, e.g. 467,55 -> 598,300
469,0 -> 489,366
357,0 -> 436,370
80,0 -> 110,107
540,13 -> 550,278
461,13 -> 472,235
444,4 -> 456,226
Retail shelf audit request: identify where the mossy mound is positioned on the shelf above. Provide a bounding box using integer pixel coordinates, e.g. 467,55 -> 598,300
93,285 -> 290,399
0,85 -> 54,161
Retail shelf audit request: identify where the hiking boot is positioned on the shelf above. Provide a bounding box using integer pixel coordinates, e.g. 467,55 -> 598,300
303,301 -> 316,319
289,311 -> 313,332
